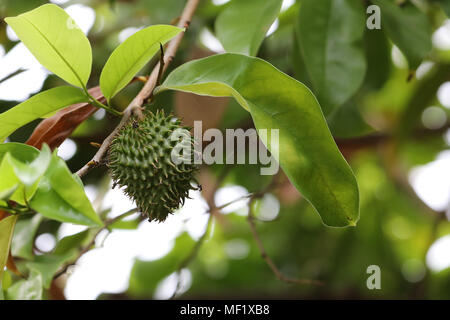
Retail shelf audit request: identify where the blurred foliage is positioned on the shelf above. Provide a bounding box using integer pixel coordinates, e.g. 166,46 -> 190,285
1,0 -> 450,300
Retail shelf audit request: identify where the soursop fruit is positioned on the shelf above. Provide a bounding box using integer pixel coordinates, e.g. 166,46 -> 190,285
108,110 -> 198,222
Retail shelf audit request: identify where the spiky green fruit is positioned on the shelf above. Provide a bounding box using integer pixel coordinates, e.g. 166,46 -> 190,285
108,110 -> 198,222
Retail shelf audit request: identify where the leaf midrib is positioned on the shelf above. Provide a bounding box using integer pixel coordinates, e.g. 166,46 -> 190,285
22,16 -> 85,88
107,31 -> 179,98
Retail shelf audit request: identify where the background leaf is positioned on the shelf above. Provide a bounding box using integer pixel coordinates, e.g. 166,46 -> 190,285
297,0 -> 366,115
0,86 -> 88,143
0,215 -> 18,281
327,99 -> 373,138
159,53 -> 359,227
11,214 -> 43,260
5,4 -> 92,87
100,25 -> 183,102
53,230 -> 90,255
215,0 -> 282,56
439,0 -> 450,17
372,0 -> 432,70
6,271 -> 42,300
26,251 -> 75,289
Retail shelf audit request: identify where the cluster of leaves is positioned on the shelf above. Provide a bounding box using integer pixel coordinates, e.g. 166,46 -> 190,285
0,143 -> 100,299
0,3 -> 184,299
0,0 -> 449,300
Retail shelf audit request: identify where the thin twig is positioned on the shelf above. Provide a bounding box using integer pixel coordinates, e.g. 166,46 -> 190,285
54,208 -> 139,279
0,68 -> 26,84
156,43 -> 165,88
215,194 -> 252,211
247,196 -> 324,287
170,213 -> 214,299
76,0 -> 201,178
170,167 -> 233,299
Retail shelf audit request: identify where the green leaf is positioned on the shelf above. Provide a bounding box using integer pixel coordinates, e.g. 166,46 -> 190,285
327,99 -> 373,139
0,143 -> 39,162
439,0 -> 450,17
0,185 -> 18,201
5,4 -> 92,87
26,251 -> 75,289
6,271 -> 43,300
30,154 -> 102,227
0,155 -> 20,200
0,215 -> 18,281
363,28 -> 391,91
109,217 -> 140,230
1,271 -> 12,292
100,25 -> 183,102
6,144 -> 51,186
0,144 -> 52,205
0,143 -> 40,201
297,0 -> 366,115
215,0 -> 282,56
159,53 -> 359,227
1,0 -> 47,16
372,0 -> 431,70
0,87 -> 88,142
12,214 -> 44,260
54,230 -> 90,255
137,0 -> 186,24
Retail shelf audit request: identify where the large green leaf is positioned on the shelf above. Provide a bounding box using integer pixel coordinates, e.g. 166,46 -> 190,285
30,154 -> 102,227
372,0 -> 431,70
100,25 -> 183,103
0,87 -> 88,142
5,4 -> 92,87
0,215 -> 18,281
158,54 -> 359,227
297,0 -> 366,115
12,214 -> 44,260
215,0 -> 282,56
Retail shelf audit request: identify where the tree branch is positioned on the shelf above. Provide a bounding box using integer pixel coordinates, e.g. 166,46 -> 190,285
76,0 -> 201,177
